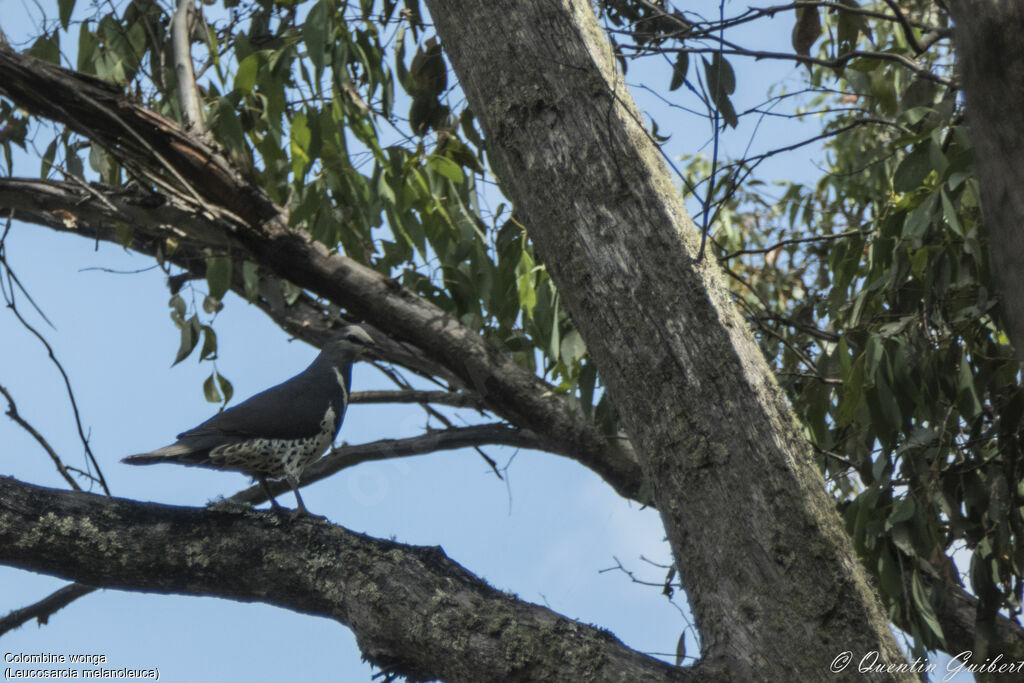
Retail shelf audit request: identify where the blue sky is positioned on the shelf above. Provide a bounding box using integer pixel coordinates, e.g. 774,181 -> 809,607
0,1 -> 976,681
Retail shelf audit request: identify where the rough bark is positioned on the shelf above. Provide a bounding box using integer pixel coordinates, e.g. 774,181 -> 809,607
0,476 -> 696,683
6,178 -> 1021,670
425,0 -> 908,678
949,1 -> 1024,363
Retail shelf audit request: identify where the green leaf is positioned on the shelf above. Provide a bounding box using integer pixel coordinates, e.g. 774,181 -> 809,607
304,0 -> 329,78
901,192 -> 938,243
205,255 -> 232,301
957,351 -> 982,418
28,33 -> 60,65
212,97 -> 247,153
409,37 -> 447,97
836,1 -> 861,53
940,189 -> 963,236
863,336 -> 883,384
290,111 -> 312,179
173,315 -> 201,366
560,328 -> 586,368
40,139 -> 58,179
911,570 -> 945,642
428,155 -> 464,184
242,261 -> 260,302
58,0 -> 76,30
837,356 -> 863,427
791,3 -> 821,57
203,371 -> 222,403
235,53 -> 260,95
893,143 -> 933,193
669,50 -> 688,91
169,294 -> 186,322
517,251 -> 538,319
704,53 -> 735,96
218,372 -> 233,404
200,326 -> 218,361
887,496 -> 915,528
703,55 -> 738,128
280,279 -> 302,306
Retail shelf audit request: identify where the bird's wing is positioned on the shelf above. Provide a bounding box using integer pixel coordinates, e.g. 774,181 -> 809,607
180,363 -> 346,441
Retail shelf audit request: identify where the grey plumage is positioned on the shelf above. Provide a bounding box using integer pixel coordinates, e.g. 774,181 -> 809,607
123,325 -> 375,515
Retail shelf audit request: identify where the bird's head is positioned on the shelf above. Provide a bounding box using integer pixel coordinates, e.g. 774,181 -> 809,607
323,324 -> 376,361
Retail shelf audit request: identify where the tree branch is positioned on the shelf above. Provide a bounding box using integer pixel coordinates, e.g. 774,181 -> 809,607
0,583 -> 96,636
171,0 -> 203,131
349,389 -> 489,411
0,476 -> 698,682
229,424 -> 542,506
0,42 -> 646,503
0,173 -> 644,503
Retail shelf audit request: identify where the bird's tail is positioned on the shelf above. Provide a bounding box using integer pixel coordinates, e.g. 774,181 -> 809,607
122,442 -> 194,465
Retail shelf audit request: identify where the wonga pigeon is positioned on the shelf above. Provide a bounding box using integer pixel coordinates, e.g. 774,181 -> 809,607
123,325 -> 375,515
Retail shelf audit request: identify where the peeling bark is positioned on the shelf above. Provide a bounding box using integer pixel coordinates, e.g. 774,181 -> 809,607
0,476 -> 698,683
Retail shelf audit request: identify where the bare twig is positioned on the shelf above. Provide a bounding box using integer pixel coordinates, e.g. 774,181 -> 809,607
0,225 -> 110,496
720,228 -> 869,260
371,363 -> 504,478
0,583 -> 96,636
0,385 -> 82,491
0,303 -> 110,495
350,389 -> 488,411
624,44 -> 954,86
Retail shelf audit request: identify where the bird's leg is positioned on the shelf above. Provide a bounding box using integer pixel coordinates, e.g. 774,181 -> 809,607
289,477 -> 325,520
292,487 -> 310,515
257,476 -> 285,512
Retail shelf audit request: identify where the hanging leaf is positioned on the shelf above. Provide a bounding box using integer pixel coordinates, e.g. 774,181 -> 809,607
911,570 -> 945,642
203,371 -> 222,403
242,261 -> 260,302
173,315 -> 201,366
675,630 -> 687,666
409,37 -> 447,97
669,50 -> 688,91
205,255 -> 232,301
199,326 -> 218,361
58,0 -> 76,31
304,0 -> 330,78
792,3 -> 821,58
703,55 -> 738,128
836,1 -> 861,54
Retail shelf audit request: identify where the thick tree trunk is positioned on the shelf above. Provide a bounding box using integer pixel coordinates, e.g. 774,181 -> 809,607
949,2 -> 1024,363
7,177 -> 1023,663
425,0 -> 909,678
